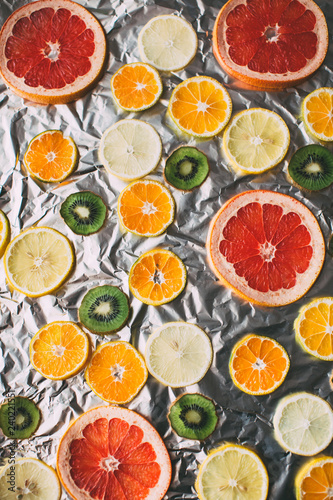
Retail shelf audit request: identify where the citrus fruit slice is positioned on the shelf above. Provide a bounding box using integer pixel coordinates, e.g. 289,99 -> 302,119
4,226 -> 74,297
85,341 -> 148,404
24,130 -> 78,182
138,15 -> 197,72
302,87 -> 333,141
117,179 -> 175,237
295,456 -> 333,500
207,190 -> 325,307
213,0 -> 329,89
0,0 -> 106,104
294,297 -> 333,361
168,76 -> 232,137
145,322 -> 213,387
99,119 -> 162,181
111,62 -> 163,112
0,210 -> 10,259
273,392 -> 333,456
229,334 -> 290,395
129,248 -> 187,306
30,321 -> 89,380
195,443 -> 269,500
0,458 -> 61,500
57,406 -> 172,500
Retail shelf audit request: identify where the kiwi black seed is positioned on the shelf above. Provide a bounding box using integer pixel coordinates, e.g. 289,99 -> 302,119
60,191 -> 107,235
79,285 -> 130,334
0,396 -> 41,439
164,146 -> 210,191
168,393 -> 218,440
288,144 -> 333,191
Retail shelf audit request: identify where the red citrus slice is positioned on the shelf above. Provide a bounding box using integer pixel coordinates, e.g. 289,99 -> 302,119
0,0 -> 106,104
57,406 -> 172,500
213,0 -> 328,89
207,190 -> 325,307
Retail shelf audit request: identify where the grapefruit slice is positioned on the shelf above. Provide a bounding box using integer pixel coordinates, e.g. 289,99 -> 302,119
207,190 -> 325,307
57,406 -> 172,500
0,0 -> 106,104
213,0 -> 329,89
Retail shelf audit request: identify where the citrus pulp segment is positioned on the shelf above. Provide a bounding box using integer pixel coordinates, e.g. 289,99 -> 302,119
145,322 -> 213,387
85,341 -> 148,404
0,0 -> 106,104
57,406 -> 172,500
273,392 -> 333,456
195,443 -> 269,500
30,321 -> 89,380
138,15 -> 198,72
223,108 -> 290,174
128,249 -> 187,306
302,87 -> 333,141
229,334 -> 290,395
111,62 -> 163,112
168,76 -> 232,137
207,190 -> 325,307
117,179 -> 175,237
24,130 -> 78,182
0,210 -> 10,259
295,456 -> 333,500
98,119 -> 162,181
213,0 -> 329,89
4,226 -> 74,297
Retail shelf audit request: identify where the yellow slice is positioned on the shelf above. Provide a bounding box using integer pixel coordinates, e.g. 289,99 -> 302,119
302,87 -> 333,142
295,456 -> 333,500
4,226 -> 74,297
0,210 -> 10,258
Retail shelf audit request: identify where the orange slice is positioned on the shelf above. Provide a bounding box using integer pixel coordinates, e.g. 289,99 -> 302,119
111,62 -> 163,112
302,87 -> 333,141
168,76 -> 232,137
295,456 -> 333,500
229,334 -> 290,395
117,179 -> 175,237
30,321 -> 89,381
24,130 -> 78,183
85,341 -> 148,404
129,248 -> 187,306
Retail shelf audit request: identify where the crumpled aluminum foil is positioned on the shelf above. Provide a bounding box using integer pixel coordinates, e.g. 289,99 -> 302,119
0,0 -> 333,498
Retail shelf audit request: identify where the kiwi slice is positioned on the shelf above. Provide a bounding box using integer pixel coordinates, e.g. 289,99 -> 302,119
164,146 -> 209,191
60,191 -> 107,235
168,393 -> 218,440
79,285 -> 130,334
288,145 -> 333,191
0,396 -> 41,439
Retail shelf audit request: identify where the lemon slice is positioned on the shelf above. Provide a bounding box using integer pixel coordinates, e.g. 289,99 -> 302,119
138,15 -> 198,72
273,392 -> 333,456
195,443 -> 269,500
302,87 -> 333,142
0,210 -> 10,258
0,458 -> 61,500
145,322 -> 213,387
99,119 -> 162,181
4,227 -> 74,297
223,108 -> 290,175
295,456 -> 333,500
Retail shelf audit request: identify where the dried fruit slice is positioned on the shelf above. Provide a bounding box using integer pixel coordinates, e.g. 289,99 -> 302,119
0,210 -> 10,259
57,406 -> 172,500
302,87 -> 333,141
0,0 -> 106,104
295,456 -> 333,500
207,190 -> 325,307
213,0 -> 329,89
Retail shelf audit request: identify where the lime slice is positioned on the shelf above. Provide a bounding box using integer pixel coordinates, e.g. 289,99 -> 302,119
145,322 -> 212,387
273,392 -> 333,456
0,210 -> 10,258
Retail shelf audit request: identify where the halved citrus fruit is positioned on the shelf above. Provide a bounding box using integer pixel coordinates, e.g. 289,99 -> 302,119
0,210 -> 10,259
295,297 -> 333,361
168,76 -> 232,137
213,0 -> 329,89
117,179 -> 175,237
302,87 -> 333,141
24,130 -> 78,182
4,226 -> 74,297
129,248 -> 187,306
229,334 -> 290,395
295,456 -> 333,500
30,321 -> 89,380
85,341 -> 148,404
57,406 -> 172,500
207,190 -> 325,307
111,62 -> 163,112
0,0 -> 106,104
